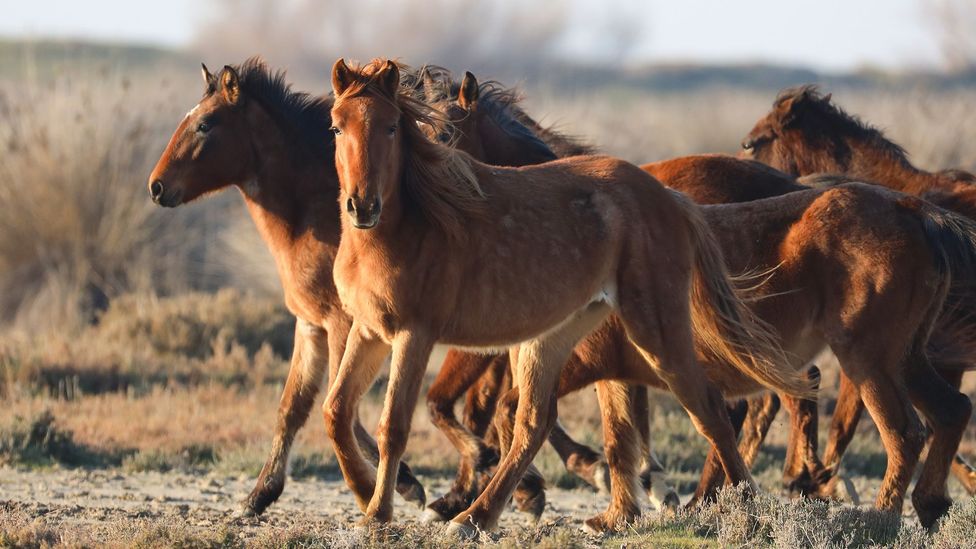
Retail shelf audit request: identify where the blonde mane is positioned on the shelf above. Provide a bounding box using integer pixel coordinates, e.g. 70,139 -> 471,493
334,59 -> 486,241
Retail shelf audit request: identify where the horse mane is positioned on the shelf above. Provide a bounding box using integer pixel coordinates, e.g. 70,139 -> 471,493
213,57 -> 334,156
439,78 -> 594,158
334,59 -> 486,241
774,85 -> 912,169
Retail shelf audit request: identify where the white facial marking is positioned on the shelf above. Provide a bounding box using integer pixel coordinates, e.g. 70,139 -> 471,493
184,103 -> 202,120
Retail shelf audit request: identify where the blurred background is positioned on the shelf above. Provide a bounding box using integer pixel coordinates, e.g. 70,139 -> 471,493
0,0 -> 975,494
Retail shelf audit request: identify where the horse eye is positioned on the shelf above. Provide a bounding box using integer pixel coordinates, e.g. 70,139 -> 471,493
388,125 -> 398,136
330,126 -> 342,136
197,122 -> 211,133
438,132 -> 450,143
741,140 -> 754,151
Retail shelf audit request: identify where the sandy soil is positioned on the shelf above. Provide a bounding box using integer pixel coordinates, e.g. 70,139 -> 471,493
0,467 -> 611,541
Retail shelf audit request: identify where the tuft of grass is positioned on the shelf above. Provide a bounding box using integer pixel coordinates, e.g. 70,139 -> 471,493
0,409 -> 122,468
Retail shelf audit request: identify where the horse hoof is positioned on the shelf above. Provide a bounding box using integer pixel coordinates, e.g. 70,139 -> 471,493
913,492 -> 952,530
421,507 -> 449,523
592,460 -> 611,493
660,490 -> 681,513
398,480 -> 427,509
515,489 -> 545,523
233,504 -> 258,520
829,476 -> 860,505
446,520 -> 479,540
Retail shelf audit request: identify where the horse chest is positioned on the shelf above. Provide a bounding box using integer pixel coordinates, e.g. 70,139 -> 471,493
278,247 -> 341,325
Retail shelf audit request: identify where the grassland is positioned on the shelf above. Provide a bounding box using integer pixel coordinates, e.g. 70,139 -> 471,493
2,45 -> 976,547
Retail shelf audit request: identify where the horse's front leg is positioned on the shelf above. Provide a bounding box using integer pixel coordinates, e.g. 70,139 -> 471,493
242,318 -> 328,516
323,322 -> 391,512
365,328 -> 435,523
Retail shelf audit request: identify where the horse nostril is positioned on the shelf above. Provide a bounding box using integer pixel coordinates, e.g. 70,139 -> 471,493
371,197 -> 381,213
346,197 -> 355,213
150,180 -> 164,200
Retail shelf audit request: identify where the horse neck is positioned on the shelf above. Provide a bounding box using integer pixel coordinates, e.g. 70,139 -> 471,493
843,139 -> 951,196
240,131 -> 342,272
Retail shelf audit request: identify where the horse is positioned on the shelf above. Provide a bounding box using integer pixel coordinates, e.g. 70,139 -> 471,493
416,70 -> 680,521
420,71 -> 830,511
743,85 -> 976,505
426,71 -> 975,529
325,58 -> 805,535
146,58 -> 429,517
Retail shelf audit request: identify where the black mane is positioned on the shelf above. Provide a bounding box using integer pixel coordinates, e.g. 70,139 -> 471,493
776,85 -> 911,167
215,57 -> 334,153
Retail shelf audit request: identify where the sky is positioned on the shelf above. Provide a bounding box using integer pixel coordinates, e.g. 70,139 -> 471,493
0,0 -> 946,71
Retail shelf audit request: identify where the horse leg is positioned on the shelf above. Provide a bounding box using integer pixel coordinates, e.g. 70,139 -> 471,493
632,385 -> 680,510
318,317 -> 426,507
547,417 -> 609,492
463,355 -> 509,496
821,373 -> 864,475
424,351 -> 500,521
583,380 -> 643,533
361,328 -> 436,524
242,318 -> 328,516
906,355 -> 973,528
449,303 -> 611,536
686,399 -> 748,508
934,368 -> 976,495
322,322 -> 391,513
778,367 -> 833,498
835,341 -> 926,516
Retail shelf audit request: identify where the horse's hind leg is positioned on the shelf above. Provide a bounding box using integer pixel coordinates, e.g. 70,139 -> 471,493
932,368 -> 976,495
821,373 -> 865,477
906,354 -> 973,528
835,342 -> 926,515
632,385 -> 680,510
548,416 -> 608,492
424,351 -> 501,521
242,318 -> 328,516
687,399 -> 749,508
449,303 -> 611,535
583,380 -> 643,533
779,367 -> 834,498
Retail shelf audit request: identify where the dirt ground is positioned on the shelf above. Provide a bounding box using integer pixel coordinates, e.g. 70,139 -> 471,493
0,467 -> 615,543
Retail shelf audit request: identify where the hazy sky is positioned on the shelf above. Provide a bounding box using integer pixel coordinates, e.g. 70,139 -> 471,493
0,0 -> 945,71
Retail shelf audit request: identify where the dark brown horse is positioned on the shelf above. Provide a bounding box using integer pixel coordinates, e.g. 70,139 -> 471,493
743,86 -> 976,509
146,59 -> 429,516
326,58 -> 804,535
432,73 -> 967,520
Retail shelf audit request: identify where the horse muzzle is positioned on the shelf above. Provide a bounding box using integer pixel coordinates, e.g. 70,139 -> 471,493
346,196 -> 382,229
149,179 -> 184,208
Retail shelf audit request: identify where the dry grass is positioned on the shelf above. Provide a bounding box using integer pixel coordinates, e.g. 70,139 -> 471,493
3,61 -> 976,547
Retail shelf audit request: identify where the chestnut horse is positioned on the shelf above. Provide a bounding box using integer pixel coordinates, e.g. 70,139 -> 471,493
417,70 -> 680,520
743,85 -> 976,506
425,72 -> 976,529
325,58 -> 805,534
146,59 -> 429,516
420,71 -> 825,512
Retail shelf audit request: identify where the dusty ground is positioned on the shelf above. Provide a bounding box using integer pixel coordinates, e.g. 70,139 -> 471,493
0,467 -> 615,542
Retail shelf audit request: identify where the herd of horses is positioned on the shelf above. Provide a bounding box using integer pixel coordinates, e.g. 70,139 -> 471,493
147,57 -> 976,536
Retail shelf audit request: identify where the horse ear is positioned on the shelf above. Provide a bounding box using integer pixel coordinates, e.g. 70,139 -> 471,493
459,71 -> 479,109
220,65 -> 242,105
421,67 -> 440,102
379,60 -> 400,96
332,58 -> 354,96
201,63 -> 216,93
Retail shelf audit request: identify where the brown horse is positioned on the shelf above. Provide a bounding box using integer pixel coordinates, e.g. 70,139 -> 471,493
417,70 -> 679,521
325,58 -> 804,534
743,85 -> 976,508
146,59 -> 429,516
428,75 -> 971,520
420,70 -> 825,513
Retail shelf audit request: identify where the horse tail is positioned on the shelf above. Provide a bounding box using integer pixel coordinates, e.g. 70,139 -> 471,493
673,190 -> 814,398
902,196 -> 976,371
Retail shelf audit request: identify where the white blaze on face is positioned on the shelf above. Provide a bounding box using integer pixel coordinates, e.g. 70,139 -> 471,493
184,103 -> 202,120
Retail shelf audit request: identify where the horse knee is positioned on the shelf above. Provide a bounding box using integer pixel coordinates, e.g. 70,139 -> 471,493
322,398 -> 353,441
426,393 -> 454,428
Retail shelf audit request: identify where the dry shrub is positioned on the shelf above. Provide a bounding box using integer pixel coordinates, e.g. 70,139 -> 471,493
0,69 -> 228,332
